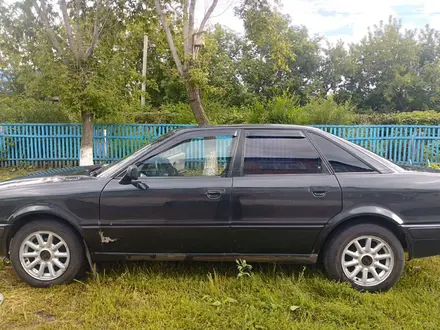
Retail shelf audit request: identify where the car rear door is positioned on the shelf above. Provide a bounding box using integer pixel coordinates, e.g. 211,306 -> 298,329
230,129 -> 342,255
98,129 -> 238,255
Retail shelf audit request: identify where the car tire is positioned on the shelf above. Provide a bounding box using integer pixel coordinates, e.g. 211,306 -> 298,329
9,220 -> 85,288
324,223 -> 405,292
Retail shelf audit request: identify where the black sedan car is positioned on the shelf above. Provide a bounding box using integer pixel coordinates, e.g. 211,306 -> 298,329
1,125 -> 439,292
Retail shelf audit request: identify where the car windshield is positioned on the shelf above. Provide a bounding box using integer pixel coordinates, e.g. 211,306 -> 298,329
96,130 -> 177,177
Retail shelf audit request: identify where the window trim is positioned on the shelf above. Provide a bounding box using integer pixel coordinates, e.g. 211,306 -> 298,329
117,129 -> 240,179
238,129 -> 329,177
246,130 -> 305,138
305,131 -> 379,174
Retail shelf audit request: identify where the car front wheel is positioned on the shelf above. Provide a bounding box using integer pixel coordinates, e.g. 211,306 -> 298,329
9,219 -> 85,287
324,223 -> 405,292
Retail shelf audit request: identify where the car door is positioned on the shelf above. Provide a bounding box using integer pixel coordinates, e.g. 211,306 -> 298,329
98,129 -> 239,254
231,129 -> 342,255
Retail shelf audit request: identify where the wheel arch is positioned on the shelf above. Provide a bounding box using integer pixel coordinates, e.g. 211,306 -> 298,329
315,213 -> 411,262
6,209 -> 85,258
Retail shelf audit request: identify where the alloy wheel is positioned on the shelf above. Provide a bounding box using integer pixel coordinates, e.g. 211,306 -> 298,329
341,235 -> 394,287
19,231 -> 70,281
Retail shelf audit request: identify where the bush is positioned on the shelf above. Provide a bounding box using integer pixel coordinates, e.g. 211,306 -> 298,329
248,93 -> 298,124
133,101 -> 440,126
4,94 -> 440,127
394,111 -> 440,125
0,96 -> 75,123
354,110 -> 440,125
204,99 -> 249,124
248,94 -> 355,125
134,100 -> 250,125
131,103 -> 195,124
293,97 -> 355,125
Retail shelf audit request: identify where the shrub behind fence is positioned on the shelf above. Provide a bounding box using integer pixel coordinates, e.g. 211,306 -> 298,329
0,123 -> 438,167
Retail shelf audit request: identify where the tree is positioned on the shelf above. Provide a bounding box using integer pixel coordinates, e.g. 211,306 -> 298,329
318,41 -> 349,99
202,25 -> 249,107
154,0 -> 219,125
0,0 -> 151,163
28,0 -> 114,165
338,17 -> 440,112
235,0 -> 324,104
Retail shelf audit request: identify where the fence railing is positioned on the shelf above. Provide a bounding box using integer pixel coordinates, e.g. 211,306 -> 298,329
0,123 -> 439,167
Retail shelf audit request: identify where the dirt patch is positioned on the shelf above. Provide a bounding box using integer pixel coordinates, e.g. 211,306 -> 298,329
36,311 -> 56,322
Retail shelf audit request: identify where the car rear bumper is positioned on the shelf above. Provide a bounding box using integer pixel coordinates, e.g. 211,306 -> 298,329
404,225 -> 440,259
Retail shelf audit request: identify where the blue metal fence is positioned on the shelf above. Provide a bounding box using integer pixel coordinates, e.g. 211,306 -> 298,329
0,123 -> 439,167
315,125 -> 440,166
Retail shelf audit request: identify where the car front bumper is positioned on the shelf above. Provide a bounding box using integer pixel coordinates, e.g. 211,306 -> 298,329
404,225 -> 440,259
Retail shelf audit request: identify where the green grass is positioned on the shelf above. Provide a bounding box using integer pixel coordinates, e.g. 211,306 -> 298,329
1,168 -> 440,329
0,168 -> 37,181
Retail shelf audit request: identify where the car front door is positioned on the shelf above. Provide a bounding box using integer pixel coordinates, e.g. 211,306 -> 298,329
98,129 -> 239,255
231,129 -> 342,256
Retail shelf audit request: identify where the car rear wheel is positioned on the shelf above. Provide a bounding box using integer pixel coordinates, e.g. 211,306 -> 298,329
324,223 -> 405,292
9,220 -> 85,287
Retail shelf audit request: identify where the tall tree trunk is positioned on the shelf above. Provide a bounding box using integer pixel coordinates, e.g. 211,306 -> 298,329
186,86 -> 217,175
80,112 -> 94,166
203,136 -> 218,176
187,85 -> 210,125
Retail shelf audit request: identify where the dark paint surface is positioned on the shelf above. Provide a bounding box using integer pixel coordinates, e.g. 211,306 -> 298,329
100,177 -> 232,253
0,175 -> 105,251
231,174 -> 342,254
0,124 -> 440,262
337,172 -> 440,224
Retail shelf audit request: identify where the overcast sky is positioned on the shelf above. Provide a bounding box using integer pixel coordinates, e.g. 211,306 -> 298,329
196,0 -> 440,44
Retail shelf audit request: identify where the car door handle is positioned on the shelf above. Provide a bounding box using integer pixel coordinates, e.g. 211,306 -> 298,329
310,186 -> 330,198
206,189 -> 225,200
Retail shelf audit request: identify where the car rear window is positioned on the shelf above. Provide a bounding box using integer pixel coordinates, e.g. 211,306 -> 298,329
308,132 -> 375,173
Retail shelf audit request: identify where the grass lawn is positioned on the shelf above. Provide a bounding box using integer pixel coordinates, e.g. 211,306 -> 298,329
1,168 -> 440,329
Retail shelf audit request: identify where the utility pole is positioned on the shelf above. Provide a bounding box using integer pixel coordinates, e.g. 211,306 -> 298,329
141,35 -> 148,106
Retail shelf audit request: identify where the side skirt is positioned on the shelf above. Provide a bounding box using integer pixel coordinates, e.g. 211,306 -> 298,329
91,252 -> 318,264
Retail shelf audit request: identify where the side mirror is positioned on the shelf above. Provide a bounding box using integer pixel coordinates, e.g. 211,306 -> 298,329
127,165 -> 139,180
119,165 -> 139,184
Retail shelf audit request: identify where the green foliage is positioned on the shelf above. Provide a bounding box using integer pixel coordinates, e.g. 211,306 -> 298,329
0,0 -> 160,124
234,2 -> 321,105
394,111 -> 440,125
0,96 -> 74,123
159,103 -> 196,124
248,94 -> 355,125
204,99 -> 249,125
251,93 -> 298,124
355,110 -> 440,125
1,2 -> 440,125
294,97 -> 356,125
188,68 -> 209,88
129,103 -> 194,124
236,0 -> 296,71
429,163 -> 440,170
236,259 -> 253,278
338,19 -> 440,112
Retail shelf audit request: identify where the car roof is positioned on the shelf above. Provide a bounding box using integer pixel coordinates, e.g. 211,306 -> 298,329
174,124 -> 321,134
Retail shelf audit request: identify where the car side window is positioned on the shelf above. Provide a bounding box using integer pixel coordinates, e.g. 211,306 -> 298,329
243,135 -> 323,175
308,132 -> 375,173
137,135 -> 235,177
